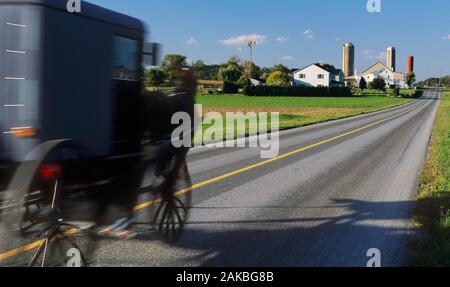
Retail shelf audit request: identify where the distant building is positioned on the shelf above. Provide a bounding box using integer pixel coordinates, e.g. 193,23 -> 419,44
342,42 -> 355,78
250,78 -> 264,86
344,75 -> 359,87
293,63 -> 345,87
360,62 -> 407,88
387,46 -> 396,72
407,56 -> 414,75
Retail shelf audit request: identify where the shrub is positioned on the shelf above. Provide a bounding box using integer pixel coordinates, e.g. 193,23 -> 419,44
359,77 -> 367,91
218,66 -> 242,83
146,68 -> 167,87
266,71 -> 291,87
236,75 -> 251,88
222,81 -> 239,94
392,87 -> 400,97
243,85 -> 353,97
370,77 -> 387,91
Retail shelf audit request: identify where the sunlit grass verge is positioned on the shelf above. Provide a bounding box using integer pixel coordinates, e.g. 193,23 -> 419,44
411,91 -> 450,266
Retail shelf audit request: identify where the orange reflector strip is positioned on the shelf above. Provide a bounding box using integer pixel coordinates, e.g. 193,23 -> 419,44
9,127 -> 37,138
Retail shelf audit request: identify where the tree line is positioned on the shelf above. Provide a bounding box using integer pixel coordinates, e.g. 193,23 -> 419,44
416,75 -> 450,88
145,54 -> 292,87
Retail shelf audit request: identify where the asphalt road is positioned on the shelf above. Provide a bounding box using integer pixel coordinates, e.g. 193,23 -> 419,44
91,89 -> 441,267
0,90 -> 441,267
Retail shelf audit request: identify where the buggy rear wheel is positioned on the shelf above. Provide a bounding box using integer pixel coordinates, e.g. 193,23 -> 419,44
0,140 -> 95,267
147,160 -> 192,244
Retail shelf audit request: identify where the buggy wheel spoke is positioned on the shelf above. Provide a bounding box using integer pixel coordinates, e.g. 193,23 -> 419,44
160,204 -> 171,241
174,197 -> 188,220
153,201 -> 166,224
28,240 -> 47,267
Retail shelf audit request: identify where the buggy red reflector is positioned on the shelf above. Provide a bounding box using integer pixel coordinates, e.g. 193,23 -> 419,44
40,164 -> 62,181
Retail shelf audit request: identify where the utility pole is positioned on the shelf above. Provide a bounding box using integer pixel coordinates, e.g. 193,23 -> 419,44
248,41 -> 256,63
439,69 -> 442,87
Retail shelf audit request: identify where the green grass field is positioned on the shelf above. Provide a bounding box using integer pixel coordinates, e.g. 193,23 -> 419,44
193,95 -> 412,143
412,91 -> 450,266
197,94 -> 410,108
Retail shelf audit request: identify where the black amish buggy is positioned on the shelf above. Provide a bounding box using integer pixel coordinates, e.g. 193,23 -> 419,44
0,0 -> 194,266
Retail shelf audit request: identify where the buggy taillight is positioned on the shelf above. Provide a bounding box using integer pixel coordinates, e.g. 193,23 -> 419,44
6,127 -> 37,138
40,164 -> 62,181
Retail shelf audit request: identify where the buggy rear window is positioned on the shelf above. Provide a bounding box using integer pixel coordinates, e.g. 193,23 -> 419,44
112,36 -> 140,81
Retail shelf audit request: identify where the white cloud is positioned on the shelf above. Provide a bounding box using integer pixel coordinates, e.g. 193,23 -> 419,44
441,34 -> 450,40
276,37 -> 289,42
281,56 -> 295,61
238,47 -> 243,53
303,29 -> 314,39
219,34 -> 268,46
376,52 -> 386,61
186,36 -> 198,45
362,50 -> 374,60
335,37 -> 340,42
362,49 -> 386,61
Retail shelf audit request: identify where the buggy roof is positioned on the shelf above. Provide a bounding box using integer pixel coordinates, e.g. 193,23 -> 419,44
0,0 -> 145,32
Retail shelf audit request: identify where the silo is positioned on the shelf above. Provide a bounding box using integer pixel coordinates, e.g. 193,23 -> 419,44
342,42 -> 355,77
387,47 -> 396,71
407,56 -> 414,75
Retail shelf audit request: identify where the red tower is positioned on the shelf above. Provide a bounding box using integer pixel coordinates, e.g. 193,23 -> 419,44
408,56 -> 414,75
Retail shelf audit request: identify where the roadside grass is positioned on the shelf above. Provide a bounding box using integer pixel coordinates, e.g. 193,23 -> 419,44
400,89 -> 419,98
194,95 -> 412,143
352,88 -> 388,97
352,88 -> 417,98
411,91 -> 450,266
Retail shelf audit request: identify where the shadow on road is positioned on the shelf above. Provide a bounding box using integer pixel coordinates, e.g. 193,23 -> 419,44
166,198 -> 417,267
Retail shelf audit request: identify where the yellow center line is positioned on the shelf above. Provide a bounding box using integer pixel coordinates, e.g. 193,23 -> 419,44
0,240 -> 45,262
0,105 -> 419,262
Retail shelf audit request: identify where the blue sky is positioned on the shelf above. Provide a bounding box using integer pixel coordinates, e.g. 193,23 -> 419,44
89,0 -> 450,80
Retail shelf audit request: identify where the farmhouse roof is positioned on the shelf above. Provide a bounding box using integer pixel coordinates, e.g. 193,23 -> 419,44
294,63 -> 342,75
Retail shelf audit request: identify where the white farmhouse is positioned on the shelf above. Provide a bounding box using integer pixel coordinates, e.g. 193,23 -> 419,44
293,63 -> 345,87
360,62 -> 407,88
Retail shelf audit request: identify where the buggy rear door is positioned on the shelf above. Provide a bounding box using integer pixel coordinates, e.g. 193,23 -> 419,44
111,35 -> 142,155
0,4 -> 42,162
